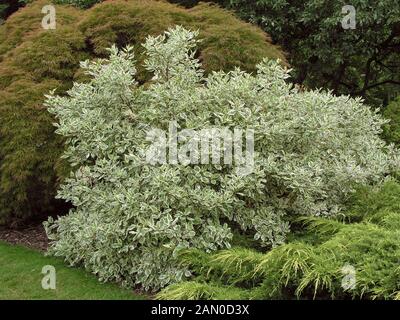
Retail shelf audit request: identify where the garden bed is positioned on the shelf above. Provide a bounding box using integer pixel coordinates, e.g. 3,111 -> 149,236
0,224 -> 48,252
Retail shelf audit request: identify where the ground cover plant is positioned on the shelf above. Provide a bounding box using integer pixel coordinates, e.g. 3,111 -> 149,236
157,180 -> 400,300
44,26 -> 399,291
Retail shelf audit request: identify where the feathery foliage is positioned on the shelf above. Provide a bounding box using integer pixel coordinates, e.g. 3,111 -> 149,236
158,180 -> 400,299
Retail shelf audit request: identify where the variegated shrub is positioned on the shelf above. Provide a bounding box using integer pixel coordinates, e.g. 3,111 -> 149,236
44,26 -> 399,290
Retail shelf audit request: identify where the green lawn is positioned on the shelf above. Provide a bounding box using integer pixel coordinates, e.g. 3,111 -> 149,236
0,241 -> 146,300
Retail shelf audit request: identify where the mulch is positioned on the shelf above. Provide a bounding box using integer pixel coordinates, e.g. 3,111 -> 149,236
0,223 -> 48,252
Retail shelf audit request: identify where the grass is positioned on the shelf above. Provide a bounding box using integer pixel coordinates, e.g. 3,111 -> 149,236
0,241 -> 147,300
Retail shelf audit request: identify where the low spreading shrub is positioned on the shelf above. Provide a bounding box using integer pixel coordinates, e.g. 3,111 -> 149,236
158,180 -> 400,300
45,26 -> 398,290
0,0 -> 286,225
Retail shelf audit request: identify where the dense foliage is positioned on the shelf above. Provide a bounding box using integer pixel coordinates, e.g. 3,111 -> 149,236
53,0 -> 101,8
45,26 -> 398,290
0,0 -> 285,225
0,0 -> 27,22
383,96 -> 400,146
158,180 -> 400,300
172,0 -> 400,107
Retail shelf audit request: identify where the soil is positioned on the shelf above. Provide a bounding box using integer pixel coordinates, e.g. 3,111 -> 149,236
0,223 -> 48,252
